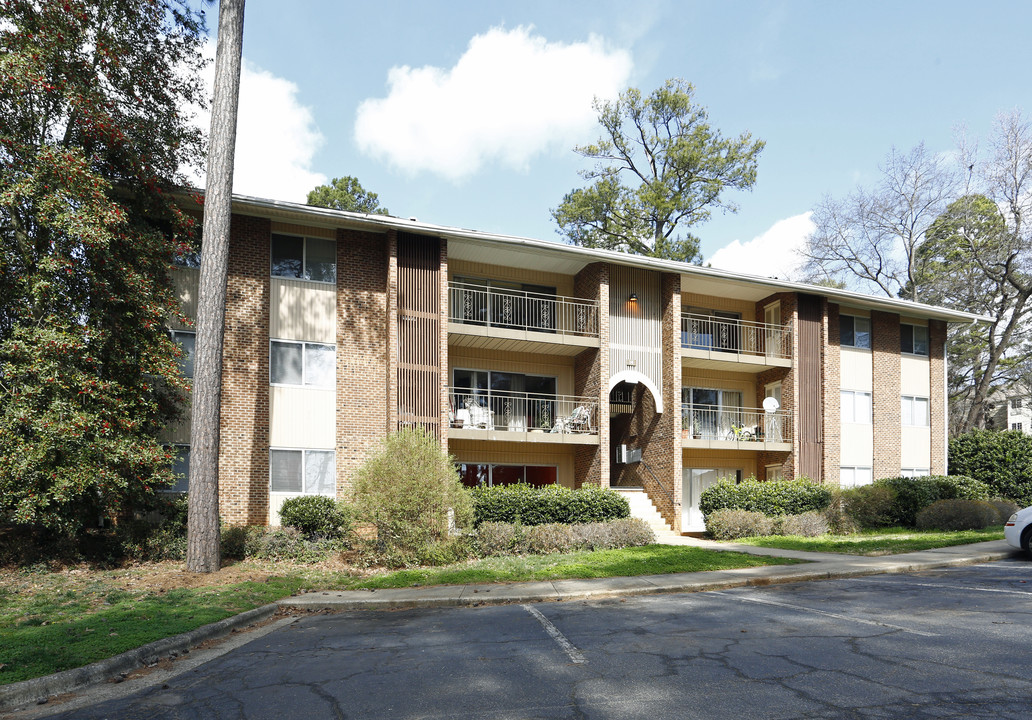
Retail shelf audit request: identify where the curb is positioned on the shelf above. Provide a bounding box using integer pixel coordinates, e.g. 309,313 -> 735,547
0,603 -> 279,712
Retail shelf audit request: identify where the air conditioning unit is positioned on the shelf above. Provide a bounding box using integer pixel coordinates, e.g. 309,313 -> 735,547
616,444 -> 642,464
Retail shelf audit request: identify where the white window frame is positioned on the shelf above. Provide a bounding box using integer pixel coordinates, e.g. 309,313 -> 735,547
271,233 -> 337,284
1013,422 -> 1023,432
901,395 -> 930,427
840,466 -> 873,488
840,314 -> 872,350
840,390 -> 872,424
900,468 -> 930,478
269,448 -> 336,496
270,339 -> 336,388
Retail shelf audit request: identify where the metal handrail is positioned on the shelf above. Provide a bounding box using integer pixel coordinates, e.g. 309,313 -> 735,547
680,312 -> 792,360
448,282 -> 599,338
448,387 -> 599,435
681,404 -> 793,443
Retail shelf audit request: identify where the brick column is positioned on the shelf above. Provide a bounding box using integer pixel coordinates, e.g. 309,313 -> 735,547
662,272 -> 682,531
218,214 -> 271,525
386,230 -> 399,431
823,302 -> 841,485
929,319 -> 947,474
439,238 -> 450,451
872,310 -> 901,479
755,292 -> 796,480
573,263 -> 609,487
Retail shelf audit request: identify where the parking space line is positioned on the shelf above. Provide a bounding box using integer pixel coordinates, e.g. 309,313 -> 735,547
523,604 -> 586,664
712,592 -> 938,637
846,578 -> 1032,597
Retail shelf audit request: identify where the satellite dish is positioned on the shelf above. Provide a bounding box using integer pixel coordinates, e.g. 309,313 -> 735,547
762,397 -> 780,413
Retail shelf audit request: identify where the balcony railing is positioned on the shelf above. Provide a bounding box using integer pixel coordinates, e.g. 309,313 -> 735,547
681,312 -> 792,360
681,403 -> 793,444
449,282 -> 599,339
449,387 -> 598,435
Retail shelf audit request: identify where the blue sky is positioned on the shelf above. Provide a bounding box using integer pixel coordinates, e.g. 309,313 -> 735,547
195,0 -> 1032,278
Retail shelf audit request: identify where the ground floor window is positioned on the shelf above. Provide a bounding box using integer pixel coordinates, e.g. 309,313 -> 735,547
765,464 -> 784,481
167,445 -> 189,493
840,466 -> 873,488
455,463 -> 557,488
900,468 -> 930,478
270,449 -> 335,495
1012,422 -> 1023,431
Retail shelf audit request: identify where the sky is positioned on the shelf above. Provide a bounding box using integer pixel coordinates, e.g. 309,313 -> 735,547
188,0 -> 1032,281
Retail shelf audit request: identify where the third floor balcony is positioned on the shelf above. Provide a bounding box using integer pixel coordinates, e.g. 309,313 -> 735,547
680,312 -> 793,372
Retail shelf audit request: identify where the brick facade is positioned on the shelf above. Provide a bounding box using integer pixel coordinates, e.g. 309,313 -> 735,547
929,319 -> 947,474
823,302 -> 841,485
573,263 -> 609,488
218,215 -> 271,525
755,292 -> 797,480
871,310 -> 902,479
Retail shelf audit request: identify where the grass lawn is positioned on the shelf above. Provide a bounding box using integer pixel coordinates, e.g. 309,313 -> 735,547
0,544 -> 796,685
731,526 -> 1005,555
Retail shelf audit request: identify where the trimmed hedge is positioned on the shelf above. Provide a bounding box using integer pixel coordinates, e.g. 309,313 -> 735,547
699,477 -> 832,518
915,499 -> 1000,531
470,484 -> 630,527
949,429 -> 1032,505
705,509 -> 775,540
476,518 -> 654,556
278,495 -> 351,539
871,475 -> 990,527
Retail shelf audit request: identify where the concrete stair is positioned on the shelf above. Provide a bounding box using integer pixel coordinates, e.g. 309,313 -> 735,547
614,488 -> 680,542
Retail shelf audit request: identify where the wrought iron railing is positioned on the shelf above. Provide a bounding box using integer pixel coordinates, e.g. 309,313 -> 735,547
448,387 -> 599,435
681,404 -> 793,443
680,312 -> 792,360
449,282 -> 599,338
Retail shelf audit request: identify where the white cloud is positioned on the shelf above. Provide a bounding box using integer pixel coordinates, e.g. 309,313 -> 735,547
708,212 -> 815,280
186,44 -> 326,201
354,26 -> 633,181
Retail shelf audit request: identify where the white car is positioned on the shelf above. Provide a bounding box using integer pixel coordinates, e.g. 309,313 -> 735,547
1004,506 -> 1032,554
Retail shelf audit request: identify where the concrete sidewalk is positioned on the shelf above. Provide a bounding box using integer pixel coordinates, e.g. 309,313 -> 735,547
279,538 -> 1020,611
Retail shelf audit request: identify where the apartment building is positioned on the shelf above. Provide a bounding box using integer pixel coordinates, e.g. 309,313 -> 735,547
164,195 -> 982,534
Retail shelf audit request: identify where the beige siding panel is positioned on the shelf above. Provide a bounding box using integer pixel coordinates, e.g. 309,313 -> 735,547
610,265 -> 663,389
449,346 -> 575,396
682,368 -> 757,397
839,306 -> 872,318
448,259 -> 575,298
269,387 -> 335,448
270,221 -> 336,240
840,422 -> 874,467
448,440 -> 576,487
681,450 -> 757,478
680,292 -> 754,317
901,426 -> 932,470
840,347 -> 873,391
270,278 -> 336,342
901,355 -> 931,396
170,267 -> 199,329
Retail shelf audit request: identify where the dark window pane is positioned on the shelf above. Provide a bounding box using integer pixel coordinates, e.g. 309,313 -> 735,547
270,450 -> 302,492
913,326 -> 928,355
170,446 -> 190,492
305,238 -> 336,283
840,315 -> 854,346
457,463 -> 489,488
901,324 -> 914,354
854,317 -> 871,349
491,465 -> 524,486
174,331 -> 195,378
271,234 -> 304,278
524,466 -> 557,487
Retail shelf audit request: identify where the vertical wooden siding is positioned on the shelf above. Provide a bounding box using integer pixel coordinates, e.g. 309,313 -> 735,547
797,294 -> 823,480
609,265 -> 662,390
397,233 -> 441,436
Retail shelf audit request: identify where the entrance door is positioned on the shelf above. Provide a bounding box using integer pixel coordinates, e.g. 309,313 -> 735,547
682,467 -> 742,532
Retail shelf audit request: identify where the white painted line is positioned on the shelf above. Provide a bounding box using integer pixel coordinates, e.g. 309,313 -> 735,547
847,578 -> 1032,597
712,592 -> 938,637
523,604 -> 586,664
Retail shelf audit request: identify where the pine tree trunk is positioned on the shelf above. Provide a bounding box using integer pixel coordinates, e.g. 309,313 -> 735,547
187,0 -> 245,573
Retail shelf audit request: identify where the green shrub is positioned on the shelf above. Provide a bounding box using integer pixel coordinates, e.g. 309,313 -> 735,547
699,477 -> 832,518
220,525 -> 345,562
777,511 -> 830,537
949,429 -> 1032,505
470,484 -> 630,526
915,499 -> 1000,531
475,518 -> 653,556
840,484 -> 898,528
278,495 -> 351,539
705,509 -> 775,540
872,475 -> 991,527
351,428 -> 473,567
989,498 -> 1020,524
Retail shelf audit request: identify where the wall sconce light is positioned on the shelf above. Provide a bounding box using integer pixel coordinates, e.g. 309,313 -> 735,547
629,293 -> 638,302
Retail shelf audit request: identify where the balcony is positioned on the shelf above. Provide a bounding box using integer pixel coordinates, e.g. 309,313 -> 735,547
448,282 -> 600,355
448,387 -> 599,445
680,312 -> 792,372
681,403 -> 793,451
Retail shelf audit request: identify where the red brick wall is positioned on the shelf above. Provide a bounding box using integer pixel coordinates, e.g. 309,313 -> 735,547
218,214 -> 271,525
438,240 -> 450,450
573,263 -> 609,487
336,228 -> 389,491
929,319 -> 947,474
755,292 -> 797,480
872,310 -> 901,479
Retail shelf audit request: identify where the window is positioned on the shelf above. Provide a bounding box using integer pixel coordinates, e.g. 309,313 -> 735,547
270,449 -> 335,495
271,234 -> 336,283
452,369 -> 558,430
455,463 -> 557,488
900,324 -> 929,356
900,468 -> 930,479
765,464 -> 784,481
452,276 -> 558,331
840,390 -> 872,424
172,330 -> 195,378
683,307 -> 742,352
270,340 -> 335,388
901,395 -> 930,426
682,387 -> 745,440
1013,422 -> 1024,432
1013,398 -> 1023,410
840,315 -> 871,349
840,466 -> 873,488
166,445 -> 190,493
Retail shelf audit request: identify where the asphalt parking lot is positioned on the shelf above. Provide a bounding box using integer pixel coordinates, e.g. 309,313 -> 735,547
19,557 -> 1032,719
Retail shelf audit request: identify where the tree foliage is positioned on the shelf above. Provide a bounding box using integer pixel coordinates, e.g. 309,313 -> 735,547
551,79 -> 764,262
0,0 -> 207,532
307,176 -> 389,215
